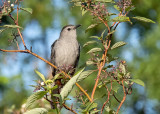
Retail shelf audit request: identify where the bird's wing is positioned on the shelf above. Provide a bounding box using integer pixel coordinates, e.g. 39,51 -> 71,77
51,40 -> 58,76
74,43 -> 80,69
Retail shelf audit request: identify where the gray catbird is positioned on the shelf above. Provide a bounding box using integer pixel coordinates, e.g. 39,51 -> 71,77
51,24 -> 81,77
50,25 -> 81,109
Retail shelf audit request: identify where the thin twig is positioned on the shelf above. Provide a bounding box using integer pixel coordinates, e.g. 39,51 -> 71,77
101,81 -> 112,114
91,39 -> 111,100
9,13 -> 27,49
116,80 -> 126,114
113,93 -> 121,103
113,22 -> 120,30
63,104 -> 77,114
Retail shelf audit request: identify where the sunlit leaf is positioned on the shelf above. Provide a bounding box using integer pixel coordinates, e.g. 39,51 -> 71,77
87,48 -> 102,54
112,16 -> 131,23
108,13 -> 117,16
114,5 -> 121,12
53,73 -> 61,81
132,16 -> 155,23
60,68 -> 85,101
85,23 -> 100,33
35,70 -> 46,83
82,102 -> 98,113
0,29 -> 6,34
101,29 -> 106,38
83,41 -> 97,47
26,91 -> 48,109
126,6 -> 136,12
2,25 -> 22,29
20,8 -> 33,14
111,41 -> 127,50
107,30 -> 116,37
77,70 -> 95,82
90,110 -> 100,114
119,62 -> 126,75
129,79 -> 145,87
95,0 -> 115,3
24,108 -> 48,114
86,61 -> 96,66
82,8 -> 87,16
90,36 -> 101,40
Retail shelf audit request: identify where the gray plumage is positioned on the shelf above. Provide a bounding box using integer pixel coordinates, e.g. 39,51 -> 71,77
51,25 -> 81,76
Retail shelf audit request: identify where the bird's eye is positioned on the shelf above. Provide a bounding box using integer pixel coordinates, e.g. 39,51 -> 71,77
67,28 -> 71,31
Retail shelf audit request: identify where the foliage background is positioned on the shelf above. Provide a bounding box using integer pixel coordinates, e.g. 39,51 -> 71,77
0,0 -> 160,113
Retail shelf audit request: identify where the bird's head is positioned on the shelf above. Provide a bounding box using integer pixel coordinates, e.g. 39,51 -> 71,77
60,24 -> 81,39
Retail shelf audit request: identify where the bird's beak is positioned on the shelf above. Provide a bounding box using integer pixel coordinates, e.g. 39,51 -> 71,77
74,24 -> 81,29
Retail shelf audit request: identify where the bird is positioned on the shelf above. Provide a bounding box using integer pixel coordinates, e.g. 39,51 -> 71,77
51,24 -> 81,89
50,24 -> 81,109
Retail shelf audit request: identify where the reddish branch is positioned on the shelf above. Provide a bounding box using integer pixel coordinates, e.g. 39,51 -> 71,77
101,81 -> 112,114
116,80 -> 127,114
91,38 -> 111,100
63,104 -> 77,114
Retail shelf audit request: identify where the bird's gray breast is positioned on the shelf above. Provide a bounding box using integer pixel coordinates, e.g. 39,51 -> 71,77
54,38 -> 79,67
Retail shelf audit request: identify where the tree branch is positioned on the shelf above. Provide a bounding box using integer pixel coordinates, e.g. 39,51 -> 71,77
63,103 -> 77,114
0,48 -> 92,102
116,80 -> 126,114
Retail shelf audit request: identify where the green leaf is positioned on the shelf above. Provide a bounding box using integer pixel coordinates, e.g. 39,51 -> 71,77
45,80 -> 53,84
112,16 -> 131,23
35,70 -> 46,83
101,29 -> 106,38
89,36 -> 101,40
106,54 -> 119,63
53,73 -> 61,81
90,110 -> 100,114
60,68 -> 85,101
126,6 -> 136,12
24,108 -> 48,114
107,30 -> 116,37
119,62 -> 126,75
86,61 -> 96,66
85,23 -> 100,33
132,16 -> 155,23
20,8 -> 33,14
105,105 -> 111,112
46,85 -> 58,91
114,5 -> 121,12
87,48 -> 102,54
77,70 -> 95,82
95,0 -> 115,3
82,8 -> 87,16
129,79 -> 145,87
83,102 -> 98,112
2,25 -> 22,29
108,13 -> 117,16
26,91 -> 48,109
112,83 -> 120,93
83,41 -> 97,47
0,29 -> 6,34
111,41 -> 127,50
